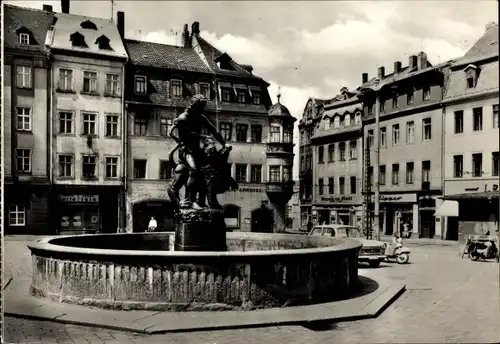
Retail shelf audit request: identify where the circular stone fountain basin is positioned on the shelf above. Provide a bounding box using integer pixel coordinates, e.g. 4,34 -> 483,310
28,232 -> 362,311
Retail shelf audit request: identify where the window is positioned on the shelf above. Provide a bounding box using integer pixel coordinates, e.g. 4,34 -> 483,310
339,142 -> 346,161
422,118 -> 432,141
318,178 -> 324,195
324,118 -> 330,130
328,177 -> 334,194
220,122 -> 232,141
380,127 -> 387,147
159,160 -> 173,180
58,155 -> 73,178
391,164 -> 399,185
133,159 -> 147,179
379,165 -> 386,185
349,141 -> 357,159
222,89 -> 231,102
318,146 -> 325,163
493,104 -> 499,129
423,87 -> 431,101
283,125 -> 293,143
339,177 -> 345,195
454,111 -> 464,134
106,115 -> 119,137
252,92 -> 261,105
82,71 -> 98,93
367,130 -> 374,148
19,33 -> 30,44
235,164 -> 247,182
269,125 -> 280,143
82,113 -> 97,135
344,115 -> 351,126
333,116 -> 340,128
392,124 -> 400,145
368,104 -> 374,115
250,165 -> 262,183
16,66 -> 31,88
350,176 -> 357,194
105,74 -> 120,95
354,113 -> 362,125
368,166 -> 374,186
251,125 -> 262,143
171,80 -> 182,97
300,156 -> 305,171
236,124 -> 248,142
406,162 -> 414,184
392,96 -> 399,108
58,69 -> 73,91
422,160 -> 431,183
9,205 -> 26,226
380,100 -> 385,112
105,157 -> 118,178
492,152 -> 499,177
472,153 -> 483,177
199,83 -> 210,98
135,75 -> 147,94
70,32 -> 87,47
406,121 -> 415,144
283,166 -> 291,182
453,155 -> 463,178
328,144 -> 335,162
16,107 -> 31,131
237,90 -> 246,103
134,117 -> 147,136
96,35 -> 112,50
160,117 -> 173,137
58,112 -> 73,134
407,89 -> 414,105
473,107 -> 483,131
466,68 -> 477,88
269,165 -> 280,182
16,149 -> 31,172
82,155 -> 97,178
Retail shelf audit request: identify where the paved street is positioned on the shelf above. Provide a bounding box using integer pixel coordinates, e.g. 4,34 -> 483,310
4,236 -> 500,344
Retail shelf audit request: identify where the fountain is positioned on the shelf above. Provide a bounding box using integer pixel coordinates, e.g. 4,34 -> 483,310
28,95 -> 362,311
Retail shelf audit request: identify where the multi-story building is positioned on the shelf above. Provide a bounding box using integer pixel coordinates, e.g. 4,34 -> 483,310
298,98 -> 327,229
122,19 -> 294,232
286,181 -> 301,231
311,88 -> 364,227
438,22 -> 499,241
360,52 -> 450,238
3,4 -> 54,234
47,1 -> 128,234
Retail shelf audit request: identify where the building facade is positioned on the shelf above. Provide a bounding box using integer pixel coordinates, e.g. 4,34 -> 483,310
4,4 -> 54,234
439,22 -> 499,242
311,88 -> 364,227
360,52 -> 449,238
122,20 -> 294,233
47,3 -> 128,234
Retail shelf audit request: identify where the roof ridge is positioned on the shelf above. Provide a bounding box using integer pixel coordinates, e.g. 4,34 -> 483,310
125,38 -> 187,50
56,12 -> 115,24
4,4 -> 49,14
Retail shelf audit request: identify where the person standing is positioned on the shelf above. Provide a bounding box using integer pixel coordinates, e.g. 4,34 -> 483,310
148,216 -> 158,232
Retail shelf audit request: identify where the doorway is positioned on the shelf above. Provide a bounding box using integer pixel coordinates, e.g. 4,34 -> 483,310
251,207 -> 274,233
420,210 -> 435,238
132,200 -> 175,232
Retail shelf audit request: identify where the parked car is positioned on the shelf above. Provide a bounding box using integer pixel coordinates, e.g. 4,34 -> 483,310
309,224 -> 387,268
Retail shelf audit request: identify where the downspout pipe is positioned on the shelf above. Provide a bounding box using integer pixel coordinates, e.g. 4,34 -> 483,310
121,57 -> 128,232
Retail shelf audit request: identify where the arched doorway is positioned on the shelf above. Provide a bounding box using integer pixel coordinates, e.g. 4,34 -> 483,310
251,206 -> 274,233
223,204 -> 240,231
132,200 -> 175,232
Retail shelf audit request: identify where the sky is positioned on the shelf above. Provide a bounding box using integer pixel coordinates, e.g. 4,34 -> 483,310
6,0 -> 498,179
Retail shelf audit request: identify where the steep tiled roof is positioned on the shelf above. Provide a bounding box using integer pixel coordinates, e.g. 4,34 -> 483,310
464,23 -> 498,59
124,39 -> 212,73
48,12 -> 127,59
269,101 -> 294,119
4,5 -> 54,53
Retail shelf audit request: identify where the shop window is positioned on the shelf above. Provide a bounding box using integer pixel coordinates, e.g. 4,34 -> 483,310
224,205 -> 240,229
9,205 -> 26,226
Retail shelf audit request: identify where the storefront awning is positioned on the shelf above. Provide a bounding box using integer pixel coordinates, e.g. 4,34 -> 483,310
434,200 -> 459,217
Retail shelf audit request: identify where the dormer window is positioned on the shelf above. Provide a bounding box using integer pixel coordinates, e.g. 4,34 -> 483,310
465,65 -> 478,89
19,33 -> 30,45
354,112 -> 362,125
344,114 -> 351,126
324,117 -> 331,130
95,35 -> 112,50
222,89 -> 231,102
80,20 -> 98,30
333,116 -> 340,129
252,91 -> 261,105
215,53 -> 235,71
171,80 -> 182,98
135,75 -> 147,94
237,90 -> 246,103
70,32 -> 88,48
199,83 -> 210,98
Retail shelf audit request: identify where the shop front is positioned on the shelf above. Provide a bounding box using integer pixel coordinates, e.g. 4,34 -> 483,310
312,195 -> 363,227
379,193 -> 418,236
53,185 -> 120,235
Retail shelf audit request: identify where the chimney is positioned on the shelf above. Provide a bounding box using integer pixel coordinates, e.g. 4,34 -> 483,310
61,0 -> 70,13
116,11 -> 125,38
362,73 -> 368,84
181,24 -> 191,48
417,52 -> 427,70
42,4 -> 53,12
377,66 -> 385,79
394,61 -> 402,73
191,21 -> 200,36
409,55 -> 417,70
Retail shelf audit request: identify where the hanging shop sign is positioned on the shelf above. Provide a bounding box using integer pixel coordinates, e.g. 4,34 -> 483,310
59,194 -> 99,203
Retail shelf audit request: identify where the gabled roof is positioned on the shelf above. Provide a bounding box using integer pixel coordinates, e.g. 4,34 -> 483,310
48,12 -> 127,59
4,4 -> 54,53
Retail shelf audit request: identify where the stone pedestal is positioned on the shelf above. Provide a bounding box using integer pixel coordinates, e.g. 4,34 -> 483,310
174,208 -> 227,251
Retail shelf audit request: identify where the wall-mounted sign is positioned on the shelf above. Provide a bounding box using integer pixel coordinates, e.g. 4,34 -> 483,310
59,195 -> 99,203
379,193 -> 417,203
321,196 -> 354,203
238,188 -> 264,193
445,180 -> 499,196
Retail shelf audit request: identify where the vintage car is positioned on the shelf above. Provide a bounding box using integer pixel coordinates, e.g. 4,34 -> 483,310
309,224 -> 387,267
